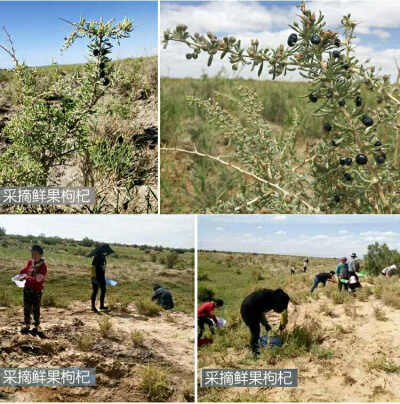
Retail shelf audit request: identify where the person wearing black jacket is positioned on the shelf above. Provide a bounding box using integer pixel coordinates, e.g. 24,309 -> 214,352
240,288 -> 290,356
89,244 -> 114,313
310,271 -> 336,294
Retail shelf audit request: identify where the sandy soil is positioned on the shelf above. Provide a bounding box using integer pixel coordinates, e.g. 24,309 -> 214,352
0,301 -> 194,402
200,291 -> 400,402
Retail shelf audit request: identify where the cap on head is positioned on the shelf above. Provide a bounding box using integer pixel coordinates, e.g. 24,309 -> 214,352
31,245 -> 44,255
215,299 -> 224,307
351,253 -> 357,258
153,284 -> 161,291
391,264 -> 397,270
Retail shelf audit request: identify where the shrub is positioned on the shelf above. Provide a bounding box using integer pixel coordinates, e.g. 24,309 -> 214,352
138,365 -> 173,402
368,355 -> 400,374
81,237 -> 95,247
163,1 -> 400,214
98,317 -> 113,338
0,227 -> 6,237
374,306 -> 388,321
42,293 -> 57,307
198,273 -> 210,281
0,19 -> 155,214
135,299 -> 161,317
166,251 -> 179,268
364,242 -> 400,276
130,330 -> 145,347
198,286 -> 215,302
75,334 -> 95,351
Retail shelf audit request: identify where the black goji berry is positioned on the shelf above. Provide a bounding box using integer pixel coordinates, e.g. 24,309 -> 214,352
361,115 -> 374,127
356,154 -> 368,165
287,33 -> 298,47
311,34 -> 321,45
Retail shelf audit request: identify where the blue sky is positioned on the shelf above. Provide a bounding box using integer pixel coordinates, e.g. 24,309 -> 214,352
161,0 -> 400,80
0,1 -> 157,68
199,215 -> 400,258
0,215 -> 195,248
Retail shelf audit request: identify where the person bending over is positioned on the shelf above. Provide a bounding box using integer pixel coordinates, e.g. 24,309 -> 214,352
310,271 -> 335,294
240,288 -> 289,357
152,284 -> 174,310
198,299 -> 224,340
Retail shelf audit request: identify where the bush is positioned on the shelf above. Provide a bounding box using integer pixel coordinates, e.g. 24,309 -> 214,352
130,330 -> 145,347
135,299 -> 161,317
364,242 -> 400,276
198,286 -> 215,302
138,365 -> 173,402
198,273 -> 210,281
81,237 -> 95,247
75,334 -> 95,351
166,251 -> 179,268
0,227 -> 6,237
98,317 -> 113,338
42,293 -> 57,307
163,1 -> 400,214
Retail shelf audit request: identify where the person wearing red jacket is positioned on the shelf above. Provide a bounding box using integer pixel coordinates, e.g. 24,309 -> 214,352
19,245 -> 48,337
198,299 -> 224,340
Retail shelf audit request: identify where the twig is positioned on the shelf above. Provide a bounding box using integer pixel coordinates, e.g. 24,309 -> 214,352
161,147 -> 318,212
0,27 -> 19,66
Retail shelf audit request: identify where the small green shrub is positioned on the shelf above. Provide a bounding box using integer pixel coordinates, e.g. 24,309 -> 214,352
198,286 -> 215,302
135,299 -> 161,317
138,365 -> 173,402
166,251 -> 179,268
98,317 -> 113,338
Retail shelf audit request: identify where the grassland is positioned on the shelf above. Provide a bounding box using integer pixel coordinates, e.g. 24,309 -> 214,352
197,250 -> 400,402
0,233 -> 194,402
160,76 -> 381,213
0,56 -> 158,214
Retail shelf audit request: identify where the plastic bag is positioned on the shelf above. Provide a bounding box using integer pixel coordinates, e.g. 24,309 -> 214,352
11,274 -> 26,288
106,279 -> 117,286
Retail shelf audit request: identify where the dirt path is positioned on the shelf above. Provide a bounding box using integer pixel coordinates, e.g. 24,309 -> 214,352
0,301 -> 194,402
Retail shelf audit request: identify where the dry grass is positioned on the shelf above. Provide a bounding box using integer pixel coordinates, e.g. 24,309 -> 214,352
98,317 -> 113,338
138,365 -> 174,402
130,330 -> 145,347
374,306 -> 388,321
135,298 -> 161,317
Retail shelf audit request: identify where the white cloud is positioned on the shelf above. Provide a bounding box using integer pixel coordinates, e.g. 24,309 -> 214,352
216,226 -> 224,231
161,1 -> 400,80
272,215 -> 287,221
275,230 -> 287,236
0,215 -> 195,249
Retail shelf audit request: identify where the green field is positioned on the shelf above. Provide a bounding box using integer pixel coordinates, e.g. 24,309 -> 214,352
0,233 -> 194,314
0,233 -> 194,402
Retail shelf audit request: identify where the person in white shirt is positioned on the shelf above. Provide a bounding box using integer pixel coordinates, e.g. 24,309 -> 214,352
382,264 -> 397,278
